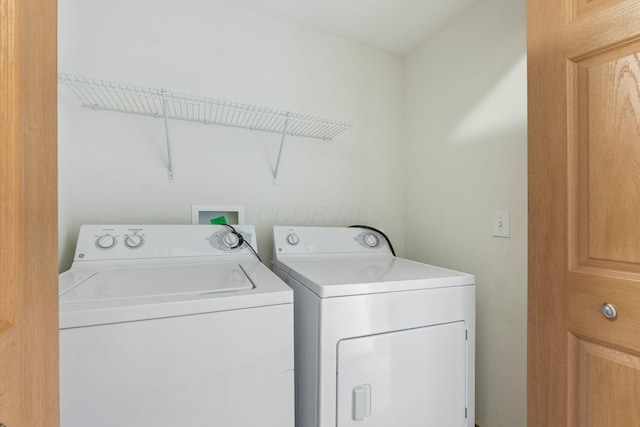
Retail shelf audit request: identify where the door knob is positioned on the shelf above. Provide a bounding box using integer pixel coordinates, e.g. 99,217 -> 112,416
601,303 -> 617,320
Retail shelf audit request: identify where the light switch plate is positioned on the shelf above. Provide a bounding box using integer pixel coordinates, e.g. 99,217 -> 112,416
493,211 -> 510,238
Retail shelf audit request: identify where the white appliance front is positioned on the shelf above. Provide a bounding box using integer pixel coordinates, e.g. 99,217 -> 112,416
337,322 -> 467,426
60,303 -> 292,426
60,225 -> 294,427
272,226 -> 475,427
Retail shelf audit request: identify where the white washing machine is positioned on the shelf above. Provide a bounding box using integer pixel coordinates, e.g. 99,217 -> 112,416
271,226 -> 475,427
59,224 -> 294,427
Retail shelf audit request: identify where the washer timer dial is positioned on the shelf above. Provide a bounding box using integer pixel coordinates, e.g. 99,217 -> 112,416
95,234 -> 117,249
222,232 -> 241,249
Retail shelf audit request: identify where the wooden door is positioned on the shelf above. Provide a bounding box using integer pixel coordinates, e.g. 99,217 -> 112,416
529,0 -> 640,425
0,0 -> 58,425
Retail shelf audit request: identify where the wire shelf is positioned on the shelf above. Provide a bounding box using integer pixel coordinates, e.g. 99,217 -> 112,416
58,73 -> 354,141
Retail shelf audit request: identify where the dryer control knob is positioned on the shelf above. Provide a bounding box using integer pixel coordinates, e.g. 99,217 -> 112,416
222,232 -> 241,248
286,233 -> 300,245
125,234 -> 144,249
96,234 -> 116,249
364,233 -> 380,248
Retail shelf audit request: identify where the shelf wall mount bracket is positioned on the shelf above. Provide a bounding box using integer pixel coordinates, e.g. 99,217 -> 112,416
272,113 -> 290,185
160,90 -> 175,181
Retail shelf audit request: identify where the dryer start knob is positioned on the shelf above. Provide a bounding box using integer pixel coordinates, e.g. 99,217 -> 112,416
364,233 -> 380,248
286,233 -> 300,245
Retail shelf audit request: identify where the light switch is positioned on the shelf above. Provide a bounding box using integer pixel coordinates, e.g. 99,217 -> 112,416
493,211 -> 510,238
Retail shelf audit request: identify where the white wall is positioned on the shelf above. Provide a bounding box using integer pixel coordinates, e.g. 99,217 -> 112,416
59,0 -> 527,424
58,0 -> 405,270
404,0 -> 527,426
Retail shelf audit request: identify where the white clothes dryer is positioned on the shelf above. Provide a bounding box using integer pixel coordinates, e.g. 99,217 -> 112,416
272,226 -> 475,427
59,224 -> 294,427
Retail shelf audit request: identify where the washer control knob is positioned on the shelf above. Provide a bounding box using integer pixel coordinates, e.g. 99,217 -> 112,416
222,232 -> 241,248
124,234 -> 144,249
96,234 -> 116,249
364,233 -> 380,248
286,233 -> 300,245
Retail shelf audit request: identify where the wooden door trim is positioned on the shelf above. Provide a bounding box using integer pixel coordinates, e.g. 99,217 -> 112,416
527,0 -> 570,424
0,0 -> 59,425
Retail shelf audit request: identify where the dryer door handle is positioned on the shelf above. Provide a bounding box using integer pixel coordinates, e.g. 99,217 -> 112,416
352,384 -> 371,421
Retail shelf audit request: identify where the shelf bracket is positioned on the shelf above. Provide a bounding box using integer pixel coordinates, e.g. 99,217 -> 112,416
272,113 -> 290,185
161,90 -> 175,180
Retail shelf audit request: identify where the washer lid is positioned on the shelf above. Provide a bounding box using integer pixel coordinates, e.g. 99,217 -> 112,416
60,263 -> 253,303
59,261 -> 292,329
278,256 -> 474,298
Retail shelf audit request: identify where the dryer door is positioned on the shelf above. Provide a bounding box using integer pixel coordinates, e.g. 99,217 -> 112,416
336,321 -> 468,426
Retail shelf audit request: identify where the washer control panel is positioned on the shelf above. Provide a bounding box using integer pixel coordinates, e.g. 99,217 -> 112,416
94,231 -> 145,250
74,225 -> 257,262
93,229 -> 146,251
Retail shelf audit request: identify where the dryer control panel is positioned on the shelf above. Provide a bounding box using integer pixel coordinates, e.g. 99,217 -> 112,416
273,226 -> 391,257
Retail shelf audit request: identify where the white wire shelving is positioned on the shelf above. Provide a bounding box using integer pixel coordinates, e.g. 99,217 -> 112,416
58,73 -> 355,182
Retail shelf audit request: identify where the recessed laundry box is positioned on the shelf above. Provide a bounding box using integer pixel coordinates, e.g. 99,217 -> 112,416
272,225 -> 475,427
59,224 -> 294,427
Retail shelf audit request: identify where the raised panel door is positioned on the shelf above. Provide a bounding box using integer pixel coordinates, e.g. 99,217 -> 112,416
529,0 -> 640,425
